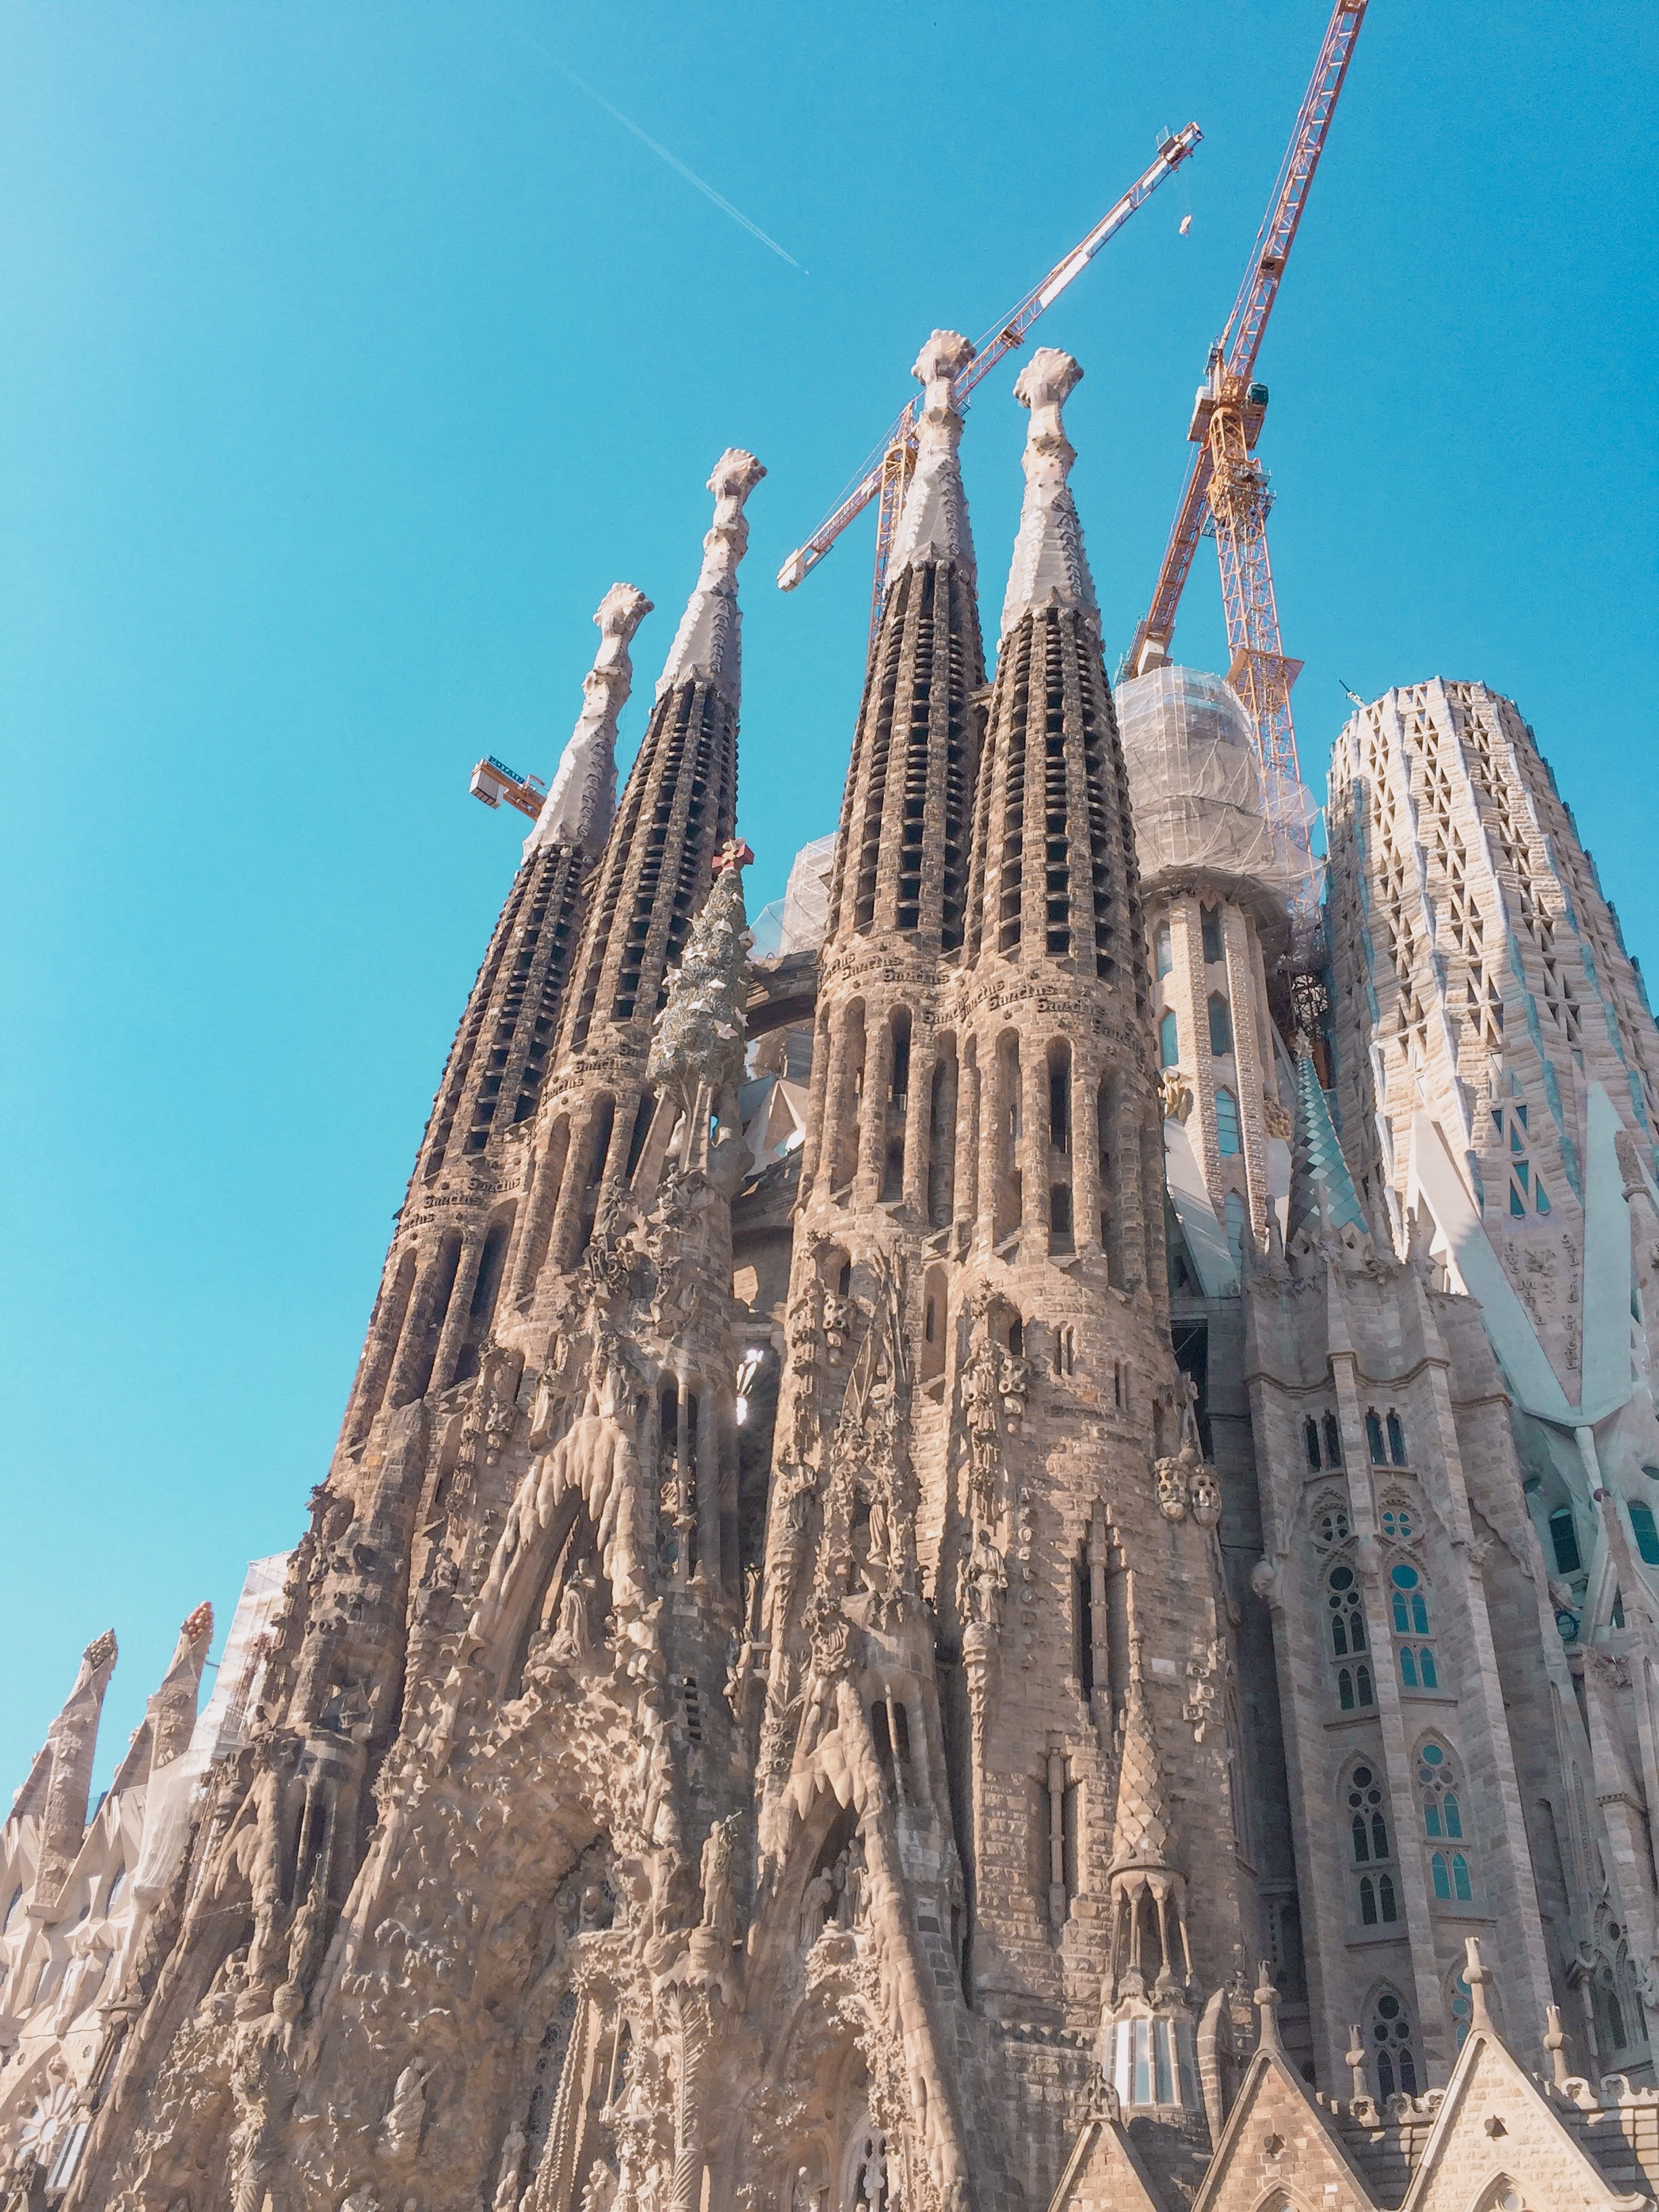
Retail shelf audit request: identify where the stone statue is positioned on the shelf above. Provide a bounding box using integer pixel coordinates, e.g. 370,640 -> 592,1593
551,1562 -> 596,1659
491,2117 -> 527,2212
960,1526 -> 1006,1630
375,2062 -> 428,2160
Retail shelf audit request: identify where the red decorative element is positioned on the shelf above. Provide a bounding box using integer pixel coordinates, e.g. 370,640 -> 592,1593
715,838 -> 754,874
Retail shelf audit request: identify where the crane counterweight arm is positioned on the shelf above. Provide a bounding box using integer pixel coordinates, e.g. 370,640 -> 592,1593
777,122 -> 1202,597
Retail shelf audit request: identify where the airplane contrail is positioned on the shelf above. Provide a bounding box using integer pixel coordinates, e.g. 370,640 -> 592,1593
518,29 -> 806,272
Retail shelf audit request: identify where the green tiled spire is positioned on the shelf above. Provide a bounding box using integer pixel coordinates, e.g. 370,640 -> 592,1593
1286,1051 -> 1367,1248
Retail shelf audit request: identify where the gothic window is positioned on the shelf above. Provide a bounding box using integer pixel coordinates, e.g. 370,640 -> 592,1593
1208,993 -> 1233,1057
1305,1417 -> 1322,1469
1366,1409 -> 1387,1465
1370,1988 -> 1420,2100
1420,1742 -> 1473,1900
1324,1413 -> 1343,1466
1328,1563 -> 1366,1657
1215,1088 -> 1242,1155
1390,1563 -> 1431,1637
1380,1502 -> 1414,1542
1159,1011 -> 1180,1068
1313,1500 -> 1351,1548
1549,1505 -> 1583,1576
1201,903 -> 1223,964
1338,1662 -> 1375,1713
1630,1502 -> 1659,1567
1386,1410 -> 1407,1465
1155,918 -> 1173,977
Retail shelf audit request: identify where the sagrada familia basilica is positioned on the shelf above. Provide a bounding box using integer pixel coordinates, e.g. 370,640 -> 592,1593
6,325 -> 1659,2212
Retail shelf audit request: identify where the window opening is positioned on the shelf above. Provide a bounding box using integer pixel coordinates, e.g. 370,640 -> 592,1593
1201,903 -> 1223,964
1159,1011 -> 1180,1069
1208,993 -> 1233,1057
1215,1088 -> 1241,1155
1549,1505 -> 1583,1576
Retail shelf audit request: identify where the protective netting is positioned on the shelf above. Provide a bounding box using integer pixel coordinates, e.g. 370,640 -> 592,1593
1116,665 -> 1309,912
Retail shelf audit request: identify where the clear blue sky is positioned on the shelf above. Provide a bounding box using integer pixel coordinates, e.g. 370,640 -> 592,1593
1,1 -> 1654,1792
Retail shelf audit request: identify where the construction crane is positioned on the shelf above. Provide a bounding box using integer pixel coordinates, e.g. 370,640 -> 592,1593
470,754 -> 547,825
777,123 -> 1203,636
1124,0 -> 1367,924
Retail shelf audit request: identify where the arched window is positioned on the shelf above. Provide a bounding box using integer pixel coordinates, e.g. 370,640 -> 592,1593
1366,1409 -> 1387,1465
1630,1502 -> 1659,1567
1215,1088 -> 1242,1155
1549,1505 -> 1583,1576
1159,1011 -> 1180,1069
1390,1563 -> 1430,1635
1328,1563 -> 1366,1657
1390,1563 -> 1437,1689
1387,1410 -> 1407,1465
1304,1417 -> 1322,1470
1337,1664 -> 1375,1711
1370,1988 -> 1419,2100
1208,993 -> 1233,1057
1419,1742 -> 1473,1901
1323,1413 -> 1343,1466
1345,1763 -> 1395,1925
1380,1502 -> 1414,1541
1155,919 -> 1173,977
105,1862 -> 127,1913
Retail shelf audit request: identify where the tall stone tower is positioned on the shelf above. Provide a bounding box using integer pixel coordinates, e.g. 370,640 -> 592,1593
1322,677 -> 1659,2081
754,344 -> 1256,2212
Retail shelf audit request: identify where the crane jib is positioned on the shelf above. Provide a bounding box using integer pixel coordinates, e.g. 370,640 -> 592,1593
776,123 -> 1203,596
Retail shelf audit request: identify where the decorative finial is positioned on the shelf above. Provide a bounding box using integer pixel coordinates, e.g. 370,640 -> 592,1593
1543,2002 -> 1573,2089
180,1601 -> 214,1645
1346,2024 -> 1368,2101
525,583 -> 654,858
714,838 -> 754,876
1254,1963 -> 1283,2052
1463,1935 -> 1494,2032
1002,347 -> 1098,639
886,332 -> 977,585
655,449 -> 766,705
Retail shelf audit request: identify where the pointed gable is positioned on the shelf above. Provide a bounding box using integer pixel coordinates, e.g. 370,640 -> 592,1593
1404,2027 -> 1647,2212
1189,2035 -> 1380,2212
1046,2105 -> 1170,2212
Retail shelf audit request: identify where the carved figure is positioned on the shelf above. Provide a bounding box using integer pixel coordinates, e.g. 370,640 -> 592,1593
1189,1463 -> 1222,1530
375,2063 -> 428,2160
492,2117 -> 527,2212
1154,1456 -> 1190,1522
552,1561 -> 597,1658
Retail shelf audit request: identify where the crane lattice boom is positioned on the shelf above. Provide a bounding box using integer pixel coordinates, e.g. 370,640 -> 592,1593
777,123 -> 1203,627
1125,0 -> 1367,926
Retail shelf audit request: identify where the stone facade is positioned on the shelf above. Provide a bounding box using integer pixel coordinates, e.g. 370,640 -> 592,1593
3,352 -> 1658,2212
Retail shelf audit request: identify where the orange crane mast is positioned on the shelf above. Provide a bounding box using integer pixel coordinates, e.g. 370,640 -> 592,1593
777,124 -> 1203,638
1125,0 -> 1367,924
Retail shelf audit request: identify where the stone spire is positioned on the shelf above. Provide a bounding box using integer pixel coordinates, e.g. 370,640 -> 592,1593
1109,1639 -> 1174,1876
559,452 -> 762,1055
524,583 -> 653,859
886,330 -> 977,585
821,332 -> 985,950
1000,347 -> 1099,640
28,1629 -> 118,1909
962,346 -> 1147,1002
647,839 -> 753,1124
655,449 -> 766,706
145,1601 -> 214,1776
1285,1050 -> 1368,1255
